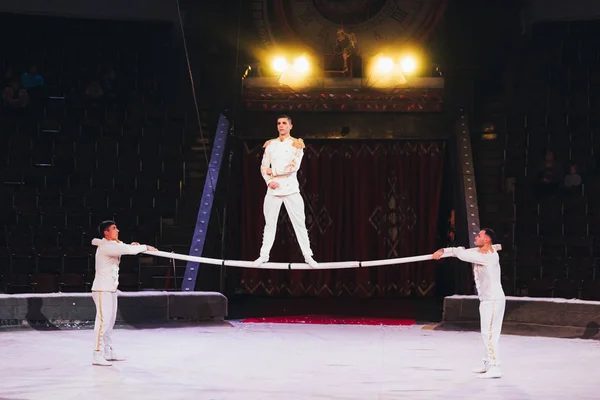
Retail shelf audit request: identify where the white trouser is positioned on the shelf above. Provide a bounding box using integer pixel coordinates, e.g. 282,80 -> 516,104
479,298 -> 506,366
92,291 -> 118,353
259,192 -> 313,258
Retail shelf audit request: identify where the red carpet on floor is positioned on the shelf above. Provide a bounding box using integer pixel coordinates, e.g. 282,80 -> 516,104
241,315 -> 416,326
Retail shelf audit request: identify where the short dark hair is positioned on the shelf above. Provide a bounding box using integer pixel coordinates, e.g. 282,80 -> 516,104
277,114 -> 292,124
482,228 -> 496,244
98,220 -> 116,237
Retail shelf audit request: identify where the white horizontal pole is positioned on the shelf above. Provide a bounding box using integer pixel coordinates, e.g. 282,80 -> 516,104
143,244 -> 501,270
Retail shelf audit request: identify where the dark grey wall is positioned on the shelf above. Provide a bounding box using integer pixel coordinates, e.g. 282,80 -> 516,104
238,111 -> 452,140
525,0 -> 600,24
0,0 -> 177,21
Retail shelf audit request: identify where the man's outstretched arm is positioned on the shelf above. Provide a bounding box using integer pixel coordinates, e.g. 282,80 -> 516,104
432,246 -> 493,265
91,239 -> 157,256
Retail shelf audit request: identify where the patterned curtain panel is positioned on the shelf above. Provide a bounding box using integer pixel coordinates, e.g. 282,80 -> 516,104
240,140 -> 446,298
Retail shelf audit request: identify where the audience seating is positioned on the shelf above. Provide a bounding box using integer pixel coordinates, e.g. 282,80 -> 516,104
0,13 -> 205,293
488,21 -> 600,300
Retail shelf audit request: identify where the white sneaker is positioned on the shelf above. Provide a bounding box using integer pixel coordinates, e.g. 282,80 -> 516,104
472,361 -> 488,373
105,347 -> 126,361
304,256 -> 318,268
252,256 -> 268,268
92,351 -> 112,366
478,366 -> 502,379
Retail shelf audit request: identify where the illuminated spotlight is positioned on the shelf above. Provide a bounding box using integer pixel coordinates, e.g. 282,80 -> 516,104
400,56 -> 417,74
292,57 -> 310,74
374,57 -> 394,74
367,55 -> 407,88
272,57 -> 289,73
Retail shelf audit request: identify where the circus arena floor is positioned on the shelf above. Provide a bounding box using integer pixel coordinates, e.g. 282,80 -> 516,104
0,322 -> 598,400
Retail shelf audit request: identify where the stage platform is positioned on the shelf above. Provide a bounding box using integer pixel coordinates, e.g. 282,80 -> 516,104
439,295 -> 600,340
0,291 -> 227,329
2,323 -> 598,399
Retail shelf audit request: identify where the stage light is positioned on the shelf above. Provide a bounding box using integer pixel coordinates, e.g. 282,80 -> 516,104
366,54 -> 407,88
400,56 -> 417,74
292,57 -> 310,74
272,57 -> 289,73
374,56 -> 394,74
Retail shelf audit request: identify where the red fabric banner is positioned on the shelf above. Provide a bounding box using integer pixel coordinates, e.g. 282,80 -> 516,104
240,140 -> 446,298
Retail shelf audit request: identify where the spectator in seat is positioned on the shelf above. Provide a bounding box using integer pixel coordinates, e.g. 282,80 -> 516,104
4,67 -> 14,87
535,151 -> 563,197
2,77 -> 29,110
101,68 -> 117,99
564,163 -> 582,190
20,64 -> 44,89
85,80 -> 104,100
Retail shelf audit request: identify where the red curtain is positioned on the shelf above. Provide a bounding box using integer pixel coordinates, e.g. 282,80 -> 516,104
240,140 -> 446,298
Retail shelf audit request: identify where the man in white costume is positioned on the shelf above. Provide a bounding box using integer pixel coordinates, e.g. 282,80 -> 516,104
432,228 -> 505,379
253,115 -> 318,268
90,220 -> 157,366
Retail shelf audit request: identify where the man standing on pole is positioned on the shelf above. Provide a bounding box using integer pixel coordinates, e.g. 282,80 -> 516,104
253,115 -> 318,269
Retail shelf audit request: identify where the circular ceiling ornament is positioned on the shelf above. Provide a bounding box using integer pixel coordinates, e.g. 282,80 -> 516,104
252,0 -> 446,57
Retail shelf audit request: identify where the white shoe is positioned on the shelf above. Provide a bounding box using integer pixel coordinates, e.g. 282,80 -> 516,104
105,347 -> 126,361
304,256 -> 318,268
92,351 -> 112,366
252,256 -> 268,268
478,366 -> 502,379
472,361 -> 488,373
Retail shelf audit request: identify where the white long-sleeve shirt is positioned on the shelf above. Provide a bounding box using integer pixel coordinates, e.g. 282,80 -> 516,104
91,238 -> 147,292
445,247 -> 505,301
260,136 -> 305,196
